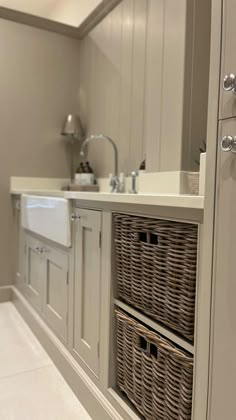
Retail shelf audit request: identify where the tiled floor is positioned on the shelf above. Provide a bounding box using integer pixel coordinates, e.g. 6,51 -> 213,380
0,302 -> 92,420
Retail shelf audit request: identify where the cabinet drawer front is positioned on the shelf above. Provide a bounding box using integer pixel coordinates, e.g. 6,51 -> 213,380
73,209 -> 101,377
44,247 -> 69,343
220,0 -> 236,119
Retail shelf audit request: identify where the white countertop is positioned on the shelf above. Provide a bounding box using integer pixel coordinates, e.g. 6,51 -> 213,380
11,188 -> 204,209
64,191 -> 204,209
11,189 -> 65,197
10,176 -> 204,209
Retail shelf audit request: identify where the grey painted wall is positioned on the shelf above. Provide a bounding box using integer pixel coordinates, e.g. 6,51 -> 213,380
0,19 -> 80,285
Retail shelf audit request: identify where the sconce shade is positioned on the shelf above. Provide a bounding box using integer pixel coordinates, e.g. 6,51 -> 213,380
61,114 -> 83,139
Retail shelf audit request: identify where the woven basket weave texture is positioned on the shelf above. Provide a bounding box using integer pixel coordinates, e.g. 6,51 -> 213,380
116,310 -> 193,420
114,214 -> 198,342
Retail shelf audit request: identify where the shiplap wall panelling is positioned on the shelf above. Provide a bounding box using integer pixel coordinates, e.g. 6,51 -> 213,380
185,0 -> 211,171
78,0 -> 211,176
79,0 -> 148,177
128,0 -> 147,172
144,0 -> 164,173
159,0 -> 187,172
105,4 -> 123,175
119,0 -> 135,173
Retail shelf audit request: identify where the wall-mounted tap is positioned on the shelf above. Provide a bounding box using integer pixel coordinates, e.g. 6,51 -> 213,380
80,134 -> 120,193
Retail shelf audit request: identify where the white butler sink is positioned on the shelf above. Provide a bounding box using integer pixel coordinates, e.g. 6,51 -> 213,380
21,194 -> 71,247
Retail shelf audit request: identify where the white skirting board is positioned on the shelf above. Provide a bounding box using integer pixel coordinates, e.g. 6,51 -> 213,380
11,287 -> 123,420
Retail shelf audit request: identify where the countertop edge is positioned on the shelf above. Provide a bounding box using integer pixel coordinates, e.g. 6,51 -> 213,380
10,189 -> 204,210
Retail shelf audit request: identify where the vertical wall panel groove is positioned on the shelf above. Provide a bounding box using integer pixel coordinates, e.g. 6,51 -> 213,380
129,0 -> 147,171
144,0 -> 165,172
119,0 -> 134,173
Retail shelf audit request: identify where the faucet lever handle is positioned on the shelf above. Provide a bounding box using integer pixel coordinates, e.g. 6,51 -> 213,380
109,174 -> 120,193
130,171 -> 138,194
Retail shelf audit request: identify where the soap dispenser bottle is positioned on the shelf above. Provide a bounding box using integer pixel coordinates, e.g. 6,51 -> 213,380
74,163 -> 85,185
80,161 -> 95,185
85,162 -> 95,185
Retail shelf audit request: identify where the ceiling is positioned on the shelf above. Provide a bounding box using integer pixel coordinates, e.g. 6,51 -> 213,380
0,0 -> 120,37
0,0 -> 60,18
0,0 -> 102,26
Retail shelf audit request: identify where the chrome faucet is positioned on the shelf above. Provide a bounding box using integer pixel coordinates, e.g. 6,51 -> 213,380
130,171 -> 138,194
80,134 -> 120,193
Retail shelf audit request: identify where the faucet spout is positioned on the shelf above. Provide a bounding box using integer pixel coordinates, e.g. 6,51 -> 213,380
80,134 -> 120,192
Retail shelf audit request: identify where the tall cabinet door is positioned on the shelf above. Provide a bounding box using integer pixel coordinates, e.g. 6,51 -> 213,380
44,246 -> 69,343
73,208 -> 102,377
24,235 -> 44,313
209,118 -> 236,420
219,0 -> 236,119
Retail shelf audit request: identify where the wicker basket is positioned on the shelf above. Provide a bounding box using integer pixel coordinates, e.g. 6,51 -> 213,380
116,310 -> 193,420
114,214 -> 198,342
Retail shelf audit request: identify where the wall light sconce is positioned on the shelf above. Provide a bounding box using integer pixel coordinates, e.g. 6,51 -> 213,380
61,114 -> 84,181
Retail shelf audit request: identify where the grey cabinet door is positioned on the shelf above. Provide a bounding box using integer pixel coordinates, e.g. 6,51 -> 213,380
15,209 -> 26,289
73,208 -> 102,377
44,246 -> 69,343
24,235 -> 44,313
209,118 -> 236,420
219,0 -> 236,119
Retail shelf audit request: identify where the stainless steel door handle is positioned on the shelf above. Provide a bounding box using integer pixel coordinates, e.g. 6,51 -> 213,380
221,135 -> 236,153
223,73 -> 236,93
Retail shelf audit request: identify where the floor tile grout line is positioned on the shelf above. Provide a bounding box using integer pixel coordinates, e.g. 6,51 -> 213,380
0,362 -> 53,382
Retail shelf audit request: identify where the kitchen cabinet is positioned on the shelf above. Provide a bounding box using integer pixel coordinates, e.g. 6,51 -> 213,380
20,207 -> 102,376
23,233 -> 69,342
73,208 -> 102,377
13,198 -> 208,420
220,0 -> 236,120
24,234 -> 44,313
208,118 -> 236,420
43,246 -> 69,343
14,204 -> 25,289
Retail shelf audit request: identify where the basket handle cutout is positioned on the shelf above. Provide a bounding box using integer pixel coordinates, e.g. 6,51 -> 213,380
139,337 -> 158,359
139,336 -> 148,352
139,232 -> 158,245
150,343 -> 158,359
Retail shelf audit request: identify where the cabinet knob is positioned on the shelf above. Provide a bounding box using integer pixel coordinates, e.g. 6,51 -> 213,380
70,213 -> 81,222
223,73 -> 236,93
41,247 -> 50,254
15,200 -> 21,211
221,135 -> 236,153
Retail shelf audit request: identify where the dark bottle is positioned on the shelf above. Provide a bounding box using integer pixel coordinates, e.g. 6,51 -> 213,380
76,162 -> 85,173
81,161 -> 95,185
139,159 -> 146,171
85,161 -> 94,174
